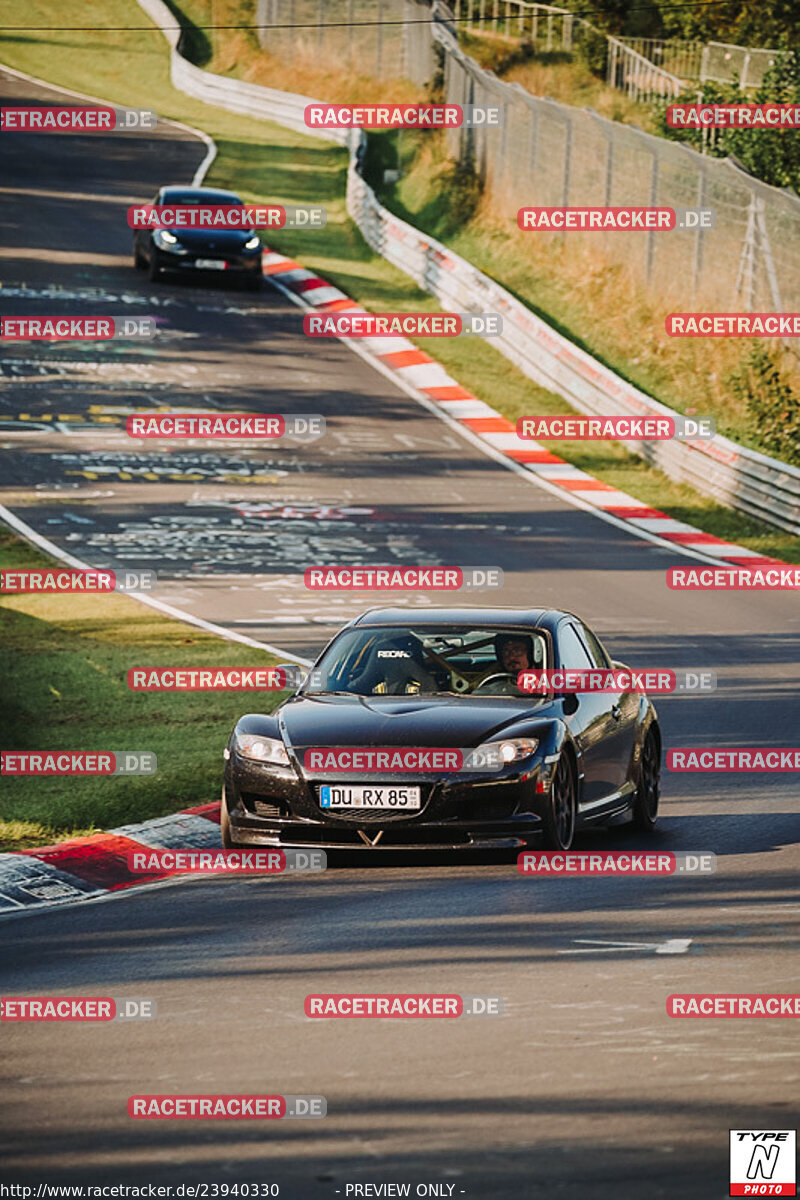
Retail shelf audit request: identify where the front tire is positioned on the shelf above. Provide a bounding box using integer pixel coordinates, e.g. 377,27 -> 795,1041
148,251 -> 162,282
632,728 -> 660,831
220,791 -> 239,848
541,753 -> 576,850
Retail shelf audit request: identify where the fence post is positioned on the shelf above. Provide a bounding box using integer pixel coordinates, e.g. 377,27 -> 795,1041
735,193 -> 757,311
741,51 -> 750,89
604,130 -> 614,206
692,161 -> 707,304
348,0 -> 354,64
377,0 -> 383,74
562,114 -> 572,207
645,150 -> 658,280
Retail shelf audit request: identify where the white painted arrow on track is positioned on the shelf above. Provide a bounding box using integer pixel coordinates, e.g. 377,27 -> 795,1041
559,938 -> 693,955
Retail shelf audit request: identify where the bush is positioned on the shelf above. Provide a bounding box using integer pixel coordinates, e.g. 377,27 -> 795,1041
654,53 -> 800,193
576,27 -> 609,78
729,348 -> 800,464
438,152 -> 483,237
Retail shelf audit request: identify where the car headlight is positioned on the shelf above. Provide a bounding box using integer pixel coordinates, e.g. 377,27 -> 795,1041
476,737 -> 539,766
244,234 -> 261,251
154,229 -> 179,248
234,733 -> 290,766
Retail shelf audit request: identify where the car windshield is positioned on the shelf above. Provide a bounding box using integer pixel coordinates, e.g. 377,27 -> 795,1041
164,192 -> 242,205
301,625 -> 549,698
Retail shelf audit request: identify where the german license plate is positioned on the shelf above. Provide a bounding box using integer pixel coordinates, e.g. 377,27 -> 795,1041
194,258 -> 226,270
319,784 -> 421,810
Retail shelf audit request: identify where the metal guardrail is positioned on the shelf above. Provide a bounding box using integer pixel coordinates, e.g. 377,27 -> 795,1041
134,0 -> 800,537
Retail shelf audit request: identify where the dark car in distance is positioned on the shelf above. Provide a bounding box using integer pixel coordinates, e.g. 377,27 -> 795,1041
133,185 -> 263,288
222,607 -> 662,853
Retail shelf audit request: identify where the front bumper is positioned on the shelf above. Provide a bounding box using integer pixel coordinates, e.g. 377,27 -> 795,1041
224,755 -> 550,850
153,247 -> 263,275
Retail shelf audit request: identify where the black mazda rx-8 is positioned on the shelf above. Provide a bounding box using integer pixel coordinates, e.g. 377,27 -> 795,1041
221,607 -> 662,852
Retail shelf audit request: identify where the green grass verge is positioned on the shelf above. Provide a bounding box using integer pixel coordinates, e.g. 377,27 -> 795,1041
0,0 -> 797,570
0,530 -> 283,850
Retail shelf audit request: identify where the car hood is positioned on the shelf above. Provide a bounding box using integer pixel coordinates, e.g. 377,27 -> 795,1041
278,693 -> 551,751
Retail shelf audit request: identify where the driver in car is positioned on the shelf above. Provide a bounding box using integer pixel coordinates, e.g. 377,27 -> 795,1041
494,634 -> 534,674
471,633 -> 536,695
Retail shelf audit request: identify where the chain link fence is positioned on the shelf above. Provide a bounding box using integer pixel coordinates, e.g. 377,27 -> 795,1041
253,0 -> 800,319
255,0 -> 423,80
433,13 -> 800,316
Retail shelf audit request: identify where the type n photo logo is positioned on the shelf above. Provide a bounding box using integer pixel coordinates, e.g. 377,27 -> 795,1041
730,1130 -> 796,1195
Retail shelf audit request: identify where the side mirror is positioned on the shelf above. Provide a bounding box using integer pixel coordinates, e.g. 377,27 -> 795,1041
277,664 -> 307,691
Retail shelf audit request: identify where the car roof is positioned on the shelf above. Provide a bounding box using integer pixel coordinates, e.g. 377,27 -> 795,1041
159,185 -> 242,202
350,607 -> 577,631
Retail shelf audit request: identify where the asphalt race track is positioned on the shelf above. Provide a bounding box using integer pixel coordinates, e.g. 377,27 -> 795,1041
1,70 -> 799,1198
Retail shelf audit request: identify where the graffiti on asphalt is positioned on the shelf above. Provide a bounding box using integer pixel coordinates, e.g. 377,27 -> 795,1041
63,508 -> 442,575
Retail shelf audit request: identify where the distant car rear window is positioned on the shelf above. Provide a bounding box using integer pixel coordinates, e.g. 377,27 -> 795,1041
165,193 -> 242,205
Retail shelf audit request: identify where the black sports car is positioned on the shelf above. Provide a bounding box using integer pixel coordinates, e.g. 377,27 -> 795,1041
222,607 -> 662,852
133,185 -> 263,288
